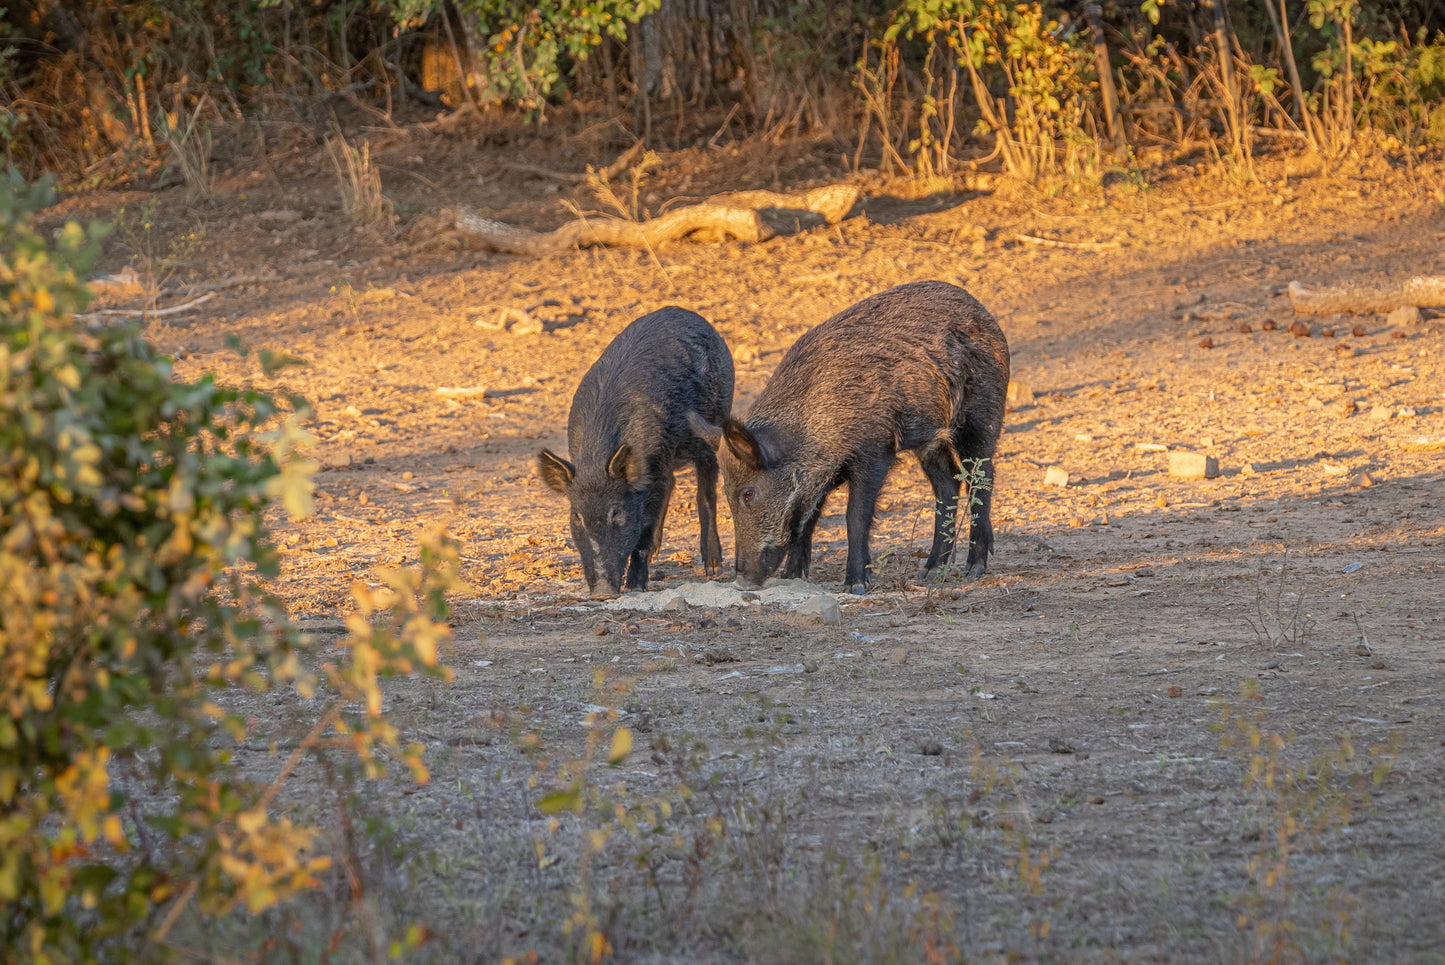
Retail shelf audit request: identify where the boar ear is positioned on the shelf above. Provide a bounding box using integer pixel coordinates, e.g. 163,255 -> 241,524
722,418 -> 767,471
687,411 -> 722,450
607,444 -> 646,486
537,449 -> 575,493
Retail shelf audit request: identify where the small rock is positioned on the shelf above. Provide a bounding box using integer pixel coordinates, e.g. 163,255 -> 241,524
1387,305 -> 1422,327
1198,336 -> 1214,349
1337,399 -> 1357,418
1135,567 -> 1154,577
1398,406 -> 1417,418
1238,322 -> 1252,334
1369,405 -> 1392,421
1391,330 -> 1408,339
734,344 -> 760,364
1261,319 -> 1278,331
1006,380 -> 1036,410
803,659 -> 819,673
594,624 -> 611,636
1087,795 -> 1105,805
699,647 -> 738,665
659,593 -> 688,612
1167,685 -> 1183,698
787,593 -> 841,626
1044,467 -> 1069,488
1352,324 -> 1366,337
921,739 -> 943,756
1168,451 -> 1219,479
1155,493 -> 1168,508
1322,327 -> 1335,338
698,618 -> 717,629
1341,561 -> 1365,574
1048,737 -> 1075,754
889,647 -> 909,666
1351,471 -> 1376,488
1289,321 -> 1311,338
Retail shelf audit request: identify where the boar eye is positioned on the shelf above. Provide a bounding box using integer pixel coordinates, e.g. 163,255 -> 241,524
571,511 -> 584,526
740,487 -> 757,508
607,508 -> 625,527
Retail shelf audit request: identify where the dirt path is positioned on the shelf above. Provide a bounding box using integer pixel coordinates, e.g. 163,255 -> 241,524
74,132 -> 1445,961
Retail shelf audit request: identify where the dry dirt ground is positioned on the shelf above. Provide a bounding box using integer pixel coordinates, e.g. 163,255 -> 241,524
61,117 -> 1445,962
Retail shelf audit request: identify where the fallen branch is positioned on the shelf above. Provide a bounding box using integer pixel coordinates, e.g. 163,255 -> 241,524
1288,276 -> 1445,315
455,204 -> 765,256
704,184 -> 860,225
1015,233 -> 1122,252
74,292 -> 216,321
454,182 -> 860,257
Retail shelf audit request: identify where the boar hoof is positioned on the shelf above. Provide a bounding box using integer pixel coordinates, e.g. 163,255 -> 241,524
965,562 -> 987,579
847,582 -> 868,596
590,589 -> 622,601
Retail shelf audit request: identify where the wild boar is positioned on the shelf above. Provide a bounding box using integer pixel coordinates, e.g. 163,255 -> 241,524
538,308 -> 734,599
692,280 -> 1009,594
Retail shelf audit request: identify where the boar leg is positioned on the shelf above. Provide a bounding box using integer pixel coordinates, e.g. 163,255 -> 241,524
918,448 -> 963,575
627,475 -> 674,590
694,454 -> 724,575
780,503 -> 824,580
843,463 -> 890,594
953,423 -> 996,577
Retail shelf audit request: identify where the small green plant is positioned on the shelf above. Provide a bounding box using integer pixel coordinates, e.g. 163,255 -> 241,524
115,199 -> 204,309
326,132 -> 395,231
583,149 -> 659,223
1216,679 -> 1400,965
155,100 -> 213,203
1244,554 -> 1317,650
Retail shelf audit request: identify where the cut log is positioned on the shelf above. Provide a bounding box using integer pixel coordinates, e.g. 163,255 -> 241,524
454,204 -> 765,256
1288,276 -> 1445,315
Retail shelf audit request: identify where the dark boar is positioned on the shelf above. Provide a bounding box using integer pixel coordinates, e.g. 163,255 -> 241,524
538,308 -> 734,599
693,280 -> 1009,594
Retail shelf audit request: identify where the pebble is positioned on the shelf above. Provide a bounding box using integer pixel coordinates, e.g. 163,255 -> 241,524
1369,405 -> 1392,420
1168,451 -> 1219,479
920,739 -> 943,756
1198,336 -> 1214,349
1238,322 -> 1252,334
1261,319 -> 1278,331
1006,380 -> 1036,410
1352,324 -> 1367,336
1337,399 -> 1357,417
1044,467 -> 1069,488
1289,321 -> 1311,338
787,593 -> 841,626
889,647 -> 909,666
1387,305 -> 1422,327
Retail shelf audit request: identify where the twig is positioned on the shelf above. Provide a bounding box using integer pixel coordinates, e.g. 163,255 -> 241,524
75,292 -> 216,321
152,703 -> 342,943
1015,234 -> 1122,252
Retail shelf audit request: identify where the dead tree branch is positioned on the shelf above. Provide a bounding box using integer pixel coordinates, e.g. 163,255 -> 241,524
453,184 -> 860,257
1289,276 -> 1445,315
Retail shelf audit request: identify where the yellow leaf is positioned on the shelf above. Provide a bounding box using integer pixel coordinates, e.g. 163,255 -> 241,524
608,727 -> 633,765
237,808 -> 267,834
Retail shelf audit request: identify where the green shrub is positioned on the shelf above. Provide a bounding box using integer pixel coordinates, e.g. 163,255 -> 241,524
0,171 -> 460,962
